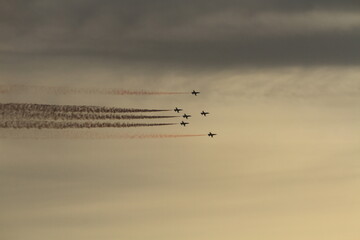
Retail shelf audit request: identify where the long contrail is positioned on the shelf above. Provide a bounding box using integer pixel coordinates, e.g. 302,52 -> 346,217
0,103 -> 170,113
0,121 -> 176,129
0,130 -> 207,139
1,111 -> 178,121
0,84 -> 188,95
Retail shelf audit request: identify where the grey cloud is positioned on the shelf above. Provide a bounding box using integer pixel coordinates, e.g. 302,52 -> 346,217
1,0 -> 360,68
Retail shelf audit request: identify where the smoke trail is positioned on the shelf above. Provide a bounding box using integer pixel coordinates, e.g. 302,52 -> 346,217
0,129 -> 206,139
73,133 -> 207,139
0,85 -> 11,94
116,134 -> 207,139
0,121 -> 175,129
0,84 -> 188,95
0,111 -> 178,121
0,103 -> 169,113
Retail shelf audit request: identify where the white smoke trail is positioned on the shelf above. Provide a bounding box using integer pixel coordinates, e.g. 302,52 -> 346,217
0,103 -> 170,113
0,121 -> 176,129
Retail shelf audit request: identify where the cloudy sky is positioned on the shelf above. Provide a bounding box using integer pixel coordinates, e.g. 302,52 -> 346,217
1,1 -> 360,239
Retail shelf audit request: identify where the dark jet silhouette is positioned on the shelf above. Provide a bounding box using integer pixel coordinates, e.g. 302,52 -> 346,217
183,114 -> 191,119
201,111 -> 209,116
174,107 -> 182,113
180,121 -> 189,126
191,90 -> 200,96
208,132 -> 217,138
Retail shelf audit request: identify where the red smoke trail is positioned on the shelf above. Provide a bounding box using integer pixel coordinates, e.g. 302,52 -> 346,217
49,132 -> 207,139
0,130 -> 207,139
98,134 -> 207,139
0,85 -> 11,94
0,121 -> 176,129
0,84 -> 188,95
0,103 -> 170,113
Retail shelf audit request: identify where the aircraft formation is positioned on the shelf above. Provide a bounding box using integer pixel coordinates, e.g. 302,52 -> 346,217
0,88 -> 217,139
173,90 -> 217,138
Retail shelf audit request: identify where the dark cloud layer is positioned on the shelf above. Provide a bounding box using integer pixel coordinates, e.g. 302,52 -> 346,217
1,0 -> 360,68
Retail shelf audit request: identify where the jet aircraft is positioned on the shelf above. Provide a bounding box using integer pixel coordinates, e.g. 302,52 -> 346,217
208,132 -> 217,138
191,90 -> 200,96
201,111 -> 209,116
182,114 -> 191,119
180,121 -> 189,126
174,107 -> 182,113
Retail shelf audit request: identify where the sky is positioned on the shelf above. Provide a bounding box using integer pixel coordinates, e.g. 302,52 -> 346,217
1,1 -> 360,239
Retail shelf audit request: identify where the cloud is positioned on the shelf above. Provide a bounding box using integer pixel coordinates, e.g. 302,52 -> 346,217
205,67 -> 360,99
1,1 -> 360,67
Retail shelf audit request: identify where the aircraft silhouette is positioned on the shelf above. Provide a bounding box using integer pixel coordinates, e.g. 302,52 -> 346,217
174,107 -> 182,113
201,111 -> 209,116
208,132 -> 217,138
180,121 -> 189,126
182,114 -> 191,119
191,90 -> 200,96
